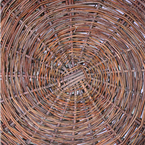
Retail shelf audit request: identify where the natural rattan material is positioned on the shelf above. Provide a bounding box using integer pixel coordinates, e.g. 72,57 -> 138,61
1,0 -> 145,144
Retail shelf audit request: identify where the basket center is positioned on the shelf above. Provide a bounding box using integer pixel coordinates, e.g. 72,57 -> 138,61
62,69 -> 85,90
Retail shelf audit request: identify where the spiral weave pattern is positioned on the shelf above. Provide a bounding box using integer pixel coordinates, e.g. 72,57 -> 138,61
1,0 -> 145,144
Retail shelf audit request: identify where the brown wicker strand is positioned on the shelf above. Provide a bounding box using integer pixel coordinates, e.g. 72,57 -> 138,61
1,0 -> 145,144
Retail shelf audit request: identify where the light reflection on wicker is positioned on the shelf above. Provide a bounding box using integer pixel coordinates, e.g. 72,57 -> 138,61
1,0 -> 145,144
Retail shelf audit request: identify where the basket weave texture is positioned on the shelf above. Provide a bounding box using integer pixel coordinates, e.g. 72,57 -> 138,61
1,0 -> 145,144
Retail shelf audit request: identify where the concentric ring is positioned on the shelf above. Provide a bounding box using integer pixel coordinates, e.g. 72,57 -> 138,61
1,0 -> 145,144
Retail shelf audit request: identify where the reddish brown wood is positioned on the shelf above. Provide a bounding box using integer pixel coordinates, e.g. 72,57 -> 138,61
1,0 -> 145,144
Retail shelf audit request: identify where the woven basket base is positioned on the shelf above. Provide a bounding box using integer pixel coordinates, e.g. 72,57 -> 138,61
1,0 -> 145,144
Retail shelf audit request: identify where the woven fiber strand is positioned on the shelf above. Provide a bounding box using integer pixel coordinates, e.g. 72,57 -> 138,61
1,0 -> 145,144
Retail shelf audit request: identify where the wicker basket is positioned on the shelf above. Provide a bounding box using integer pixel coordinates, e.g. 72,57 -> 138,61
1,0 -> 145,144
